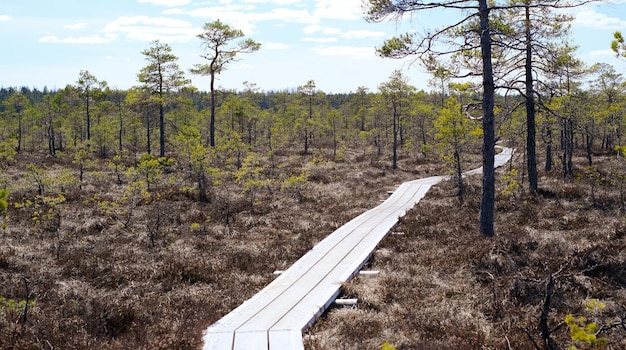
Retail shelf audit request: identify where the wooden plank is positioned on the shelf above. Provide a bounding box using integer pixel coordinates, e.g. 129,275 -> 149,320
269,183 -> 430,332
201,331 -> 234,350
232,182 -> 430,343
235,185 -> 424,330
232,330 -> 268,350
268,330 -> 304,350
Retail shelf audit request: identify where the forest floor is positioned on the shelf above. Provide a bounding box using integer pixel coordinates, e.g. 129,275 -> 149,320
0,146 -> 625,349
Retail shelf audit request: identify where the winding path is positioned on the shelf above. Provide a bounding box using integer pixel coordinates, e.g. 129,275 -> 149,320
202,147 -> 514,350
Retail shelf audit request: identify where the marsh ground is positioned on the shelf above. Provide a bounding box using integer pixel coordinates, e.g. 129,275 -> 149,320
0,146 -> 624,349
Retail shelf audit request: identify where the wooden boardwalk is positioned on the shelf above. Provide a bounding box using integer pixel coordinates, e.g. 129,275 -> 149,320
202,147 -> 513,350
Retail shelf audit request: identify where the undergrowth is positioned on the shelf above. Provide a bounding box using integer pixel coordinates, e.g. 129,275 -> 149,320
0,147 -> 441,349
306,152 -> 626,350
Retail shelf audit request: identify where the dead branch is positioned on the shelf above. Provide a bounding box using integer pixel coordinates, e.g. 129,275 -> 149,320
540,266 -> 565,350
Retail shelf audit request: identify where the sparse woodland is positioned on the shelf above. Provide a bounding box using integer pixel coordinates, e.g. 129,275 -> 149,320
0,11 -> 625,350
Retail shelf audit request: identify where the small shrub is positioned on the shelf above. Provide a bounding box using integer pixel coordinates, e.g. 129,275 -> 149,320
500,168 -> 522,197
381,342 -> 397,350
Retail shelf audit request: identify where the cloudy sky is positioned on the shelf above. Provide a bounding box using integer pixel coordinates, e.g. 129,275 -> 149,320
1,0 -> 625,93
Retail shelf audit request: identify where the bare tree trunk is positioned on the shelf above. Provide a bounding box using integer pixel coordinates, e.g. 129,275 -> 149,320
545,127 -> 553,172
540,273 -> 558,350
562,118 -> 574,178
17,111 -> 23,152
119,107 -> 123,153
209,67 -> 216,147
525,4 -> 538,192
392,105 -> 398,170
86,91 -> 91,142
479,0 -> 496,237
146,105 -> 152,155
586,133 -> 593,166
198,171 -> 208,203
21,277 -> 31,324
454,149 -> 463,202
159,102 -> 165,157
48,122 -> 55,157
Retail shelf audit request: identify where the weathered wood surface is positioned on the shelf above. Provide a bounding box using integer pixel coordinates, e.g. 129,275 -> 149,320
202,147 -> 513,350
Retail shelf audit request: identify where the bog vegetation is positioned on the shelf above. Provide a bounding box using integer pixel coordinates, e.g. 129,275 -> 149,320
0,10 -> 625,350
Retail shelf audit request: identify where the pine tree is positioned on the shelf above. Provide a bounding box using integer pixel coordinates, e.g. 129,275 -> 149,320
138,40 -> 189,158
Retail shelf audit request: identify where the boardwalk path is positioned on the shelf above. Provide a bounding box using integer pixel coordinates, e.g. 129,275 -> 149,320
202,147 -> 514,350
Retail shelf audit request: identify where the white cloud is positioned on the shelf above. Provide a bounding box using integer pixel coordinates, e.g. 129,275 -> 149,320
235,63 -> 254,69
303,37 -> 338,43
304,24 -> 340,35
65,23 -> 87,30
102,16 -> 198,42
0,15 -> 10,22
164,5 -> 314,33
164,5 -> 260,33
574,9 -> 626,30
312,45 -> 375,59
342,29 -> 386,40
304,25 -> 385,40
243,0 -> 302,4
137,0 -> 191,6
165,5 -> 310,22
263,41 -> 290,49
39,34 -> 116,44
313,0 -> 363,21
40,16 -> 197,44
162,0 -> 368,38
590,49 -> 619,58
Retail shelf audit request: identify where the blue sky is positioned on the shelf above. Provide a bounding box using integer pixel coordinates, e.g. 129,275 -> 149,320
1,0 -> 625,93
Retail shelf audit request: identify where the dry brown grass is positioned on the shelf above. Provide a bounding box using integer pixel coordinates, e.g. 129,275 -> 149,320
0,146 -> 445,349
306,151 -> 626,350
2,145 -> 624,350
